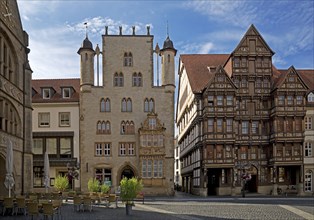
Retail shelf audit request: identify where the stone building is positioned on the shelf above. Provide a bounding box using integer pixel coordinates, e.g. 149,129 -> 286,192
31,79 -> 80,192
0,0 -> 32,196
176,25 -> 314,196
78,26 -> 176,195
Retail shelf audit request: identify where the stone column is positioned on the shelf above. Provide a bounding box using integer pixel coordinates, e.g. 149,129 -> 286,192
297,165 -> 305,196
272,166 -> 278,196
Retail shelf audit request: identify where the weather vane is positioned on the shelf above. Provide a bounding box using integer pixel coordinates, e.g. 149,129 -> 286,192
84,22 -> 88,37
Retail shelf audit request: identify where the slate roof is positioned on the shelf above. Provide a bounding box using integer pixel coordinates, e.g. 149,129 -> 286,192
32,78 -> 80,103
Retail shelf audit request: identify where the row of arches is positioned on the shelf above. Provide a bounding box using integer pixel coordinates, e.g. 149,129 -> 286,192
100,98 -> 155,113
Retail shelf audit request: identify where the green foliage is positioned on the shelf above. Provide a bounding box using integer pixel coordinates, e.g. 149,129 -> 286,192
120,177 -> 143,204
100,184 -> 110,194
88,178 -> 100,192
54,175 -> 69,192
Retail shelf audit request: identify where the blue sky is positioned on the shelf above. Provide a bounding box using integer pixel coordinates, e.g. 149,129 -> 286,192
17,0 -> 314,80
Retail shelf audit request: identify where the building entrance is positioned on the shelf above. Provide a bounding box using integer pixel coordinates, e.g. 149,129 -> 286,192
207,169 -> 220,195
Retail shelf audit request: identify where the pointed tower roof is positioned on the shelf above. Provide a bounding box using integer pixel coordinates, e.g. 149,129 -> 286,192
77,36 -> 94,54
160,36 -> 177,55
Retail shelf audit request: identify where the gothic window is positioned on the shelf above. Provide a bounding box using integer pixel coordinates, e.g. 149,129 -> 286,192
149,98 -> 154,112
132,72 -> 142,87
114,72 -> 124,87
142,159 -> 162,178
100,99 -> 105,112
0,34 -> 16,83
105,98 -> 110,112
121,121 -> 135,134
144,98 -> 149,112
126,98 -> 132,112
149,118 -> 156,129
124,52 -> 133,66
97,121 -> 110,134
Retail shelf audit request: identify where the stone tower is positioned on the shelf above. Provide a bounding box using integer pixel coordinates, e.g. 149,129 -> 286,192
160,36 -> 177,89
77,36 -> 95,92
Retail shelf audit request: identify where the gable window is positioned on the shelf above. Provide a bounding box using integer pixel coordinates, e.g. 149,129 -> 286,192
42,88 -> 51,99
308,93 -> 314,102
38,112 -> 50,127
149,118 -> 156,129
124,52 -> 133,67
62,88 -> 71,98
59,112 -> 70,127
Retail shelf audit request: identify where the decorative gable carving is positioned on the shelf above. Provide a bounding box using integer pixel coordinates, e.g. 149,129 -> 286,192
204,66 -> 237,92
138,112 -> 166,133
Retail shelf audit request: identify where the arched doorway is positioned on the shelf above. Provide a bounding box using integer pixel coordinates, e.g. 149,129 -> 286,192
121,166 -> 135,180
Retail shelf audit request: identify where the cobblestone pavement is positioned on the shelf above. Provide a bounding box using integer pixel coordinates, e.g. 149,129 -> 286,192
1,193 -> 313,220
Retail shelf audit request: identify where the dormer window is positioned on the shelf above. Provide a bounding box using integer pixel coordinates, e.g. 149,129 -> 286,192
42,88 -> 51,99
308,92 -> 314,102
62,88 -> 71,98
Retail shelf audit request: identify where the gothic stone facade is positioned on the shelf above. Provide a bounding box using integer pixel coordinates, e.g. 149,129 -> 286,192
0,0 -> 32,196
78,26 -> 176,195
176,25 -> 314,196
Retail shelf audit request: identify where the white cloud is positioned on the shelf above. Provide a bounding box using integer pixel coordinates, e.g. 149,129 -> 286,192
198,42 -> 214,54
17,0 -> 59,21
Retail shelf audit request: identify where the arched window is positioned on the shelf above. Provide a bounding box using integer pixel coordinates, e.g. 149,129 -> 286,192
127,98 -> 132,112
1,34 -> 17,84
121,121 -> 126,134
101,121 -> 106,133
132,72 -> 142,87
100,99 -> 105,112
105,121 -> 111,134
129,121 -> 135,134
144,98 -> 149,112
105,98 -> 110,112
124,52 -> 133,67
114,72 -> 119,87
149,98 -> 154,112
97,121 -> 102,134
167,54 -> 170,63
119,72 -> 124,86
121,98 -> 127,112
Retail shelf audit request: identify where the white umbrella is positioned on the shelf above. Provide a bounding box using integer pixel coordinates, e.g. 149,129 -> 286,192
44,151 -> 50,193
4,139 -> 14,198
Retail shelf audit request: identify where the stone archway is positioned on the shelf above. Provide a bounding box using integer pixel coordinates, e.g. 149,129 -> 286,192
121,166 -> 135,180
117,162 -> 138,186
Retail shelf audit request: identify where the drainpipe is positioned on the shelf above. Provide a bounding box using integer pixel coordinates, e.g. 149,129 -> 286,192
22,62 -> 25,195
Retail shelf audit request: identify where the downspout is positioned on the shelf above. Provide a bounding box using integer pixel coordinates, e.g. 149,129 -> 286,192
22,62 -> 25,195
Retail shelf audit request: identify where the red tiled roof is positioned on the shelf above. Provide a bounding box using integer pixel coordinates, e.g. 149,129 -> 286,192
32,78 -> 80,103
297,70 -> 314,91
180,54 -> 229,93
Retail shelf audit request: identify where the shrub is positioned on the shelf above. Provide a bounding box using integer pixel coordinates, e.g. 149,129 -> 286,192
100,184 -> 110,194
54,175 -> 69,192
88,178 -> 100,193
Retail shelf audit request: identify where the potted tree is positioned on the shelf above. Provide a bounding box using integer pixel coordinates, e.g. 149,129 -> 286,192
88,178 -> 100,195
120,177 -> 143,215
54,175 -> 69,193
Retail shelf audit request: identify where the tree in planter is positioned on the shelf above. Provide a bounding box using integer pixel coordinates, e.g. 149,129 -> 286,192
100,184 -> 110,194
88,178 -> 100,194
120,177 -> 143,215
54,175 -> 69,193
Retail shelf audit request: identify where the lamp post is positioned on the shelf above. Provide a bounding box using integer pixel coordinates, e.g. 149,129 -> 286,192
67,162 -> 80,190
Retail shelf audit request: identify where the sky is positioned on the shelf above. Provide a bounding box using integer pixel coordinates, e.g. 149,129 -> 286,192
17,0 -> 314,81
